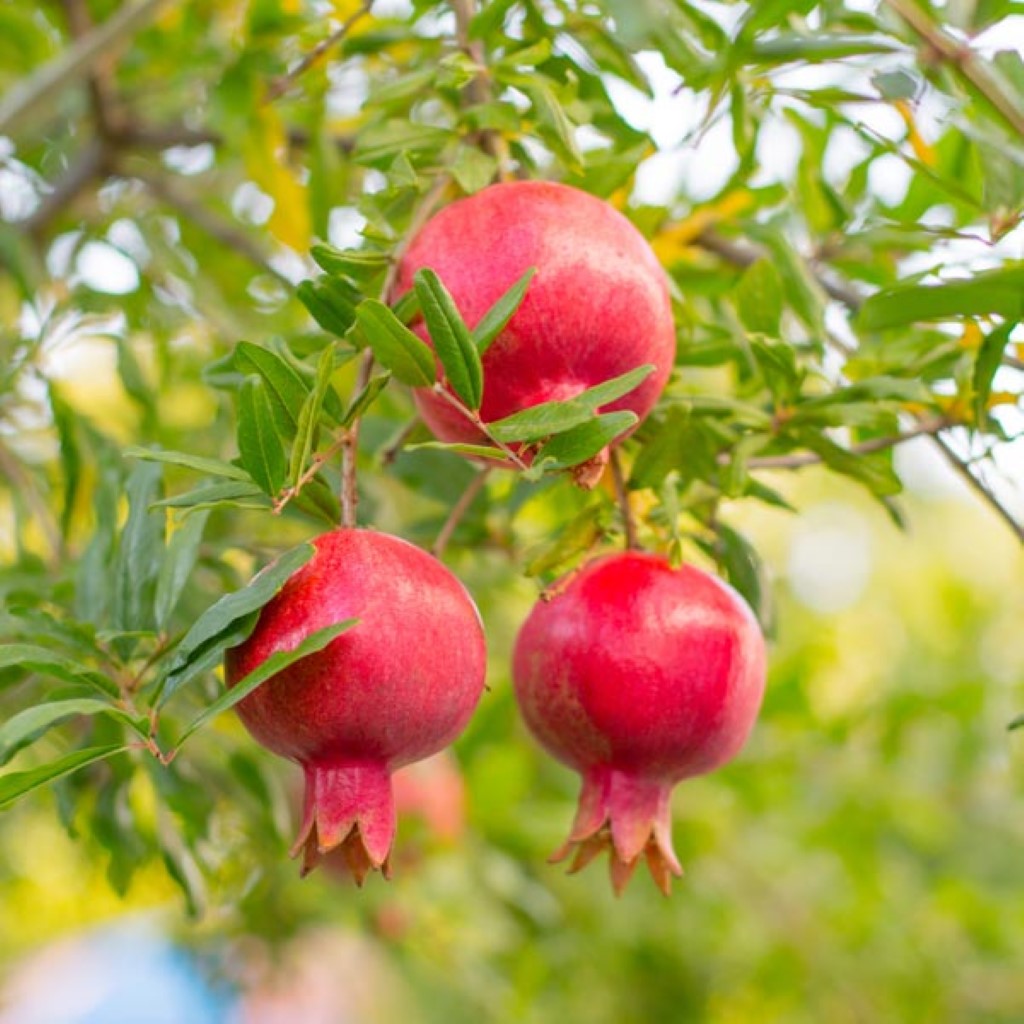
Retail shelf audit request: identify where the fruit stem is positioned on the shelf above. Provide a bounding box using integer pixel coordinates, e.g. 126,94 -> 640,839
341,350 -> 375,527
609,449 -> 639,550
433,467 -> 491,557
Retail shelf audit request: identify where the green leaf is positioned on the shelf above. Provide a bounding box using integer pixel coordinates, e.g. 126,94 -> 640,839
237,375 -> 288,496
155,481 -> 268,513
414,268 -> 483,409
525,82 -> 583,170
158,543 -> 315,706
735,259 -> 783,336
0,745 -> 127,810
488,365 -> 654,443
858,266 -> 1024,330
974,320 -> 1016,428
0,699 -> 144,767
405,441 -> 513,463
124,446 -> 252,483
1009,713 -> 1024,731
800,435 -> 903,497
473,268 -> 536,354
297,276 -> 363,337
354,299 -> 436,386
311,244 -> 390,281
113,461 -> 165,635
174,619 -> 358,748
288,343 -> 335,488
0,644 -> 115,696
525,504 -> 610,577
341,371 -> 392,427
535,411 -> 638,468
451,145 -> 499,194
715,522 -> 774,635
155,509 -> 210,630
235,341 -> 312,438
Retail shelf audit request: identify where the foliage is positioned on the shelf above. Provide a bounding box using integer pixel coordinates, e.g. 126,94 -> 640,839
1,0 -> 1023,1017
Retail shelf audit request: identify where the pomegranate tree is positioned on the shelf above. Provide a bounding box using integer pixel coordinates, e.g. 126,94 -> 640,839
513,552 -> 766,894
225,529 -> 486,882
392,181 -> 676,459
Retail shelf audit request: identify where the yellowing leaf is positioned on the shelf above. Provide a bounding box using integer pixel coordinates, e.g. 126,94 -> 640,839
652,190 -> 755,264
894,100 -> 937,167
245,107 -> 311,252
958,321 -> 983,350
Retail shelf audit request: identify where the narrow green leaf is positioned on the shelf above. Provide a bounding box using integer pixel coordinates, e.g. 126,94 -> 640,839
288,344 -> 335,488
535,411 -> 638,468
0,700 -> 144,767
715,522 -> 774,635
155,509 -> 211,630
355,299 -> 436,386
487,365 -> 654,443
311,244 -> 391,281
414,268 -> 483,409
527,82 -> 583,169
341,371 -> 392,427
113,461 -> 164,635
405,441 -> 513,462
451,146 -> 499,194
473,268 -> 536,354
237,376 -> 288,496
858,266 -> 1024,330
235,341 -> 311,438
801,435 -> 903,496
525,504 -> 609,577
0,644 -> 114,696
155,481 -> 268,513
973,320 -> 1016,427
175,619 -> 358,748
158,543 -> 315,706
0,745 -> 127,810
297,276 -> 362,337
125,446 -> 253,483
735,259 -> 783,336
1008,713 -> 1024,731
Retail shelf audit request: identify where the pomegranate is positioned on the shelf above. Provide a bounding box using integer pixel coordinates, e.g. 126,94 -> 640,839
392,181 -> 676,463
512,551 -> 766,894
225,529 -> 486,883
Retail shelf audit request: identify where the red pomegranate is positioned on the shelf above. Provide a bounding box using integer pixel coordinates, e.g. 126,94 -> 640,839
392,181 -> 676,462
512,551 -> 766,894
225,529 -> 487,883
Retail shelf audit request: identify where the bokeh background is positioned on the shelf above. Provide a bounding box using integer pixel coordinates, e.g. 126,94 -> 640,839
3,1 -> 1024,1021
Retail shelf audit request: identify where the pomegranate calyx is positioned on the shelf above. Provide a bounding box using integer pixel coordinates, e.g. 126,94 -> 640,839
550,767 -> 683,897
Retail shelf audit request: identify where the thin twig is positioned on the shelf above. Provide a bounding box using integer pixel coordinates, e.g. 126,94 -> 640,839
61,0 -> 124,140
21,140 -> 107,238
932,433 -> 1024,542
450,0 -> 506,169
340,351 -> 375,527
430,385 -> 528,469
266,0 -> 374,102
884,0 -> 1024,138
609,448 -> 639,549
433,468 -> 491,557
381,416 -> 422,465
131,166 -> 290,284
737,416 -> 949,470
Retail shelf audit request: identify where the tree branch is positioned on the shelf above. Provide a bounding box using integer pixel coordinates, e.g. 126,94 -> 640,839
266,0 -> 375,102
884,0 -> 1024,138
20,140 -> 107,239
931,433 -> 1024,543
130,167 -> 291,284
0,0 -> 169,137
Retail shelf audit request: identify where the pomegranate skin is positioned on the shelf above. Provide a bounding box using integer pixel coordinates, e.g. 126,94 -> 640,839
392,181 -> 676,455
225,529 -> 486,882
512,552 -> 766,894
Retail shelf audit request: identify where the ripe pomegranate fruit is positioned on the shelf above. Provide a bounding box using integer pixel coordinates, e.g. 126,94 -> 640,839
392,181 -> 676,464
225,529 -> 486,883
512,551 -> 766,895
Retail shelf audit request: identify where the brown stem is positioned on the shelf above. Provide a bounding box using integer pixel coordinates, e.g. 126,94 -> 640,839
380,416 -> 422,465
609,448 -> 639,550
21,140 -> 107,239
340,351 -> 375,527
432,467 -> 491,557
266,0 -> 375,103
884,0 -> 1024,138
451,0 -> 504,168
